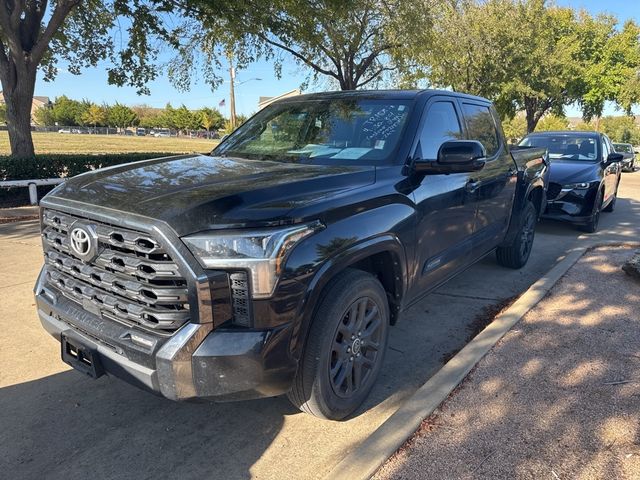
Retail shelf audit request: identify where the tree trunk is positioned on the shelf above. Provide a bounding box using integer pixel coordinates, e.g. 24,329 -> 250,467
0,63 -> 37,158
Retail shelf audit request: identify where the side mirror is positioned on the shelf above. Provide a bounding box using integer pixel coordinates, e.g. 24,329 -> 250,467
414,140 -> 487,174
605,152 -> 624,164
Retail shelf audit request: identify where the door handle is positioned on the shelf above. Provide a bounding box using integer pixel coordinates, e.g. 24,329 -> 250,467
466,180 -> 481,193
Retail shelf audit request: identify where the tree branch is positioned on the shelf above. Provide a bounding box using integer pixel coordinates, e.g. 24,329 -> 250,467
356,65 -> 395,88
257,32 -> 338,79
31,0 -> 80,64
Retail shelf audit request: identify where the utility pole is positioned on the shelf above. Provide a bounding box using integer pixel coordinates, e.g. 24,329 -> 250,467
229,62 -> 237,131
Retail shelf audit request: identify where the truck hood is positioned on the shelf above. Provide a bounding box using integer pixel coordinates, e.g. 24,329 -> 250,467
47,154 -> 376,236
548,160 -> 601,185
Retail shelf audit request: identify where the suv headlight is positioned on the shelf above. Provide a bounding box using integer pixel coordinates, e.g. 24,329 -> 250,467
563,182 -> 590,190
183,222 -> 322,298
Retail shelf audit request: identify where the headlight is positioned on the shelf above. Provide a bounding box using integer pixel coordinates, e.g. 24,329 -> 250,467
183,222 -> 322,298
563,182 -> 590,190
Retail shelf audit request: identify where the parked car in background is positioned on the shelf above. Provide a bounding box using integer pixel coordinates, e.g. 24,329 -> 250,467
613,142 -> 636,172
154,128 -> 171,137
35,90 -> 548,420
57,128 -> 71,134
136,128 -> 146,137
520,131 -> 623,232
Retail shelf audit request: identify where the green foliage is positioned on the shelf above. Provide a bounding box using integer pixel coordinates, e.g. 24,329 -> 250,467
33,106 -> 55,126
200,107 -> 225,131
107,103 -> 139,128
417,0 -> 582,133
414,0 -> 640,133
172,105 -> 202,132
575,16 -> 640,120
48,96 -> 88,126
535,115 -> 570,132
0,103 -> 5,124
82,105 -> 108,127
187,0 -> 427,90
502,115 -> 527,143
600,116 -> 640,144
0,153 -> 174,181
574,120 -> 595,131
0,152 -> 175,207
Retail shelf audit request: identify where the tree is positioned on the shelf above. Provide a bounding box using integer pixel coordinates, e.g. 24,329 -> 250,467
171,105 -> 200,133
188,0 -> 427,91
0,102 -> 6,124
50,95 -> 84,126
0,1 -> 186,157
33,105 -> 54,126
502,115 -> 527,143
535,115 -> 569,132
108,103 -> 138,130
417,0 -> 583,133
200,107 -> 225,132
82,104 -> 108,130
575,15 -> 640,120
159,103 -> 177,129
600,116 -> 640,144
574,120 -> 595,131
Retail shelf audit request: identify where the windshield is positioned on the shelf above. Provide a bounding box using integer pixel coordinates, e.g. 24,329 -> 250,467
614,143 -> 633,153
215,98 -> 412,164
520,135 -> 599,161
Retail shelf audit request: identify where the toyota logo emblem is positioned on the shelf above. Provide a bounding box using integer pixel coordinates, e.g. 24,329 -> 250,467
68,224 -> 96,260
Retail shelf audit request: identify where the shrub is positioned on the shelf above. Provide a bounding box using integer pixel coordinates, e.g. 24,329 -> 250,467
0,152 -> 176,207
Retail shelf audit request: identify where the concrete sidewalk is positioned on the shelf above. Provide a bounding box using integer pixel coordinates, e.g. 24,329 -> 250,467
375,246 -> 640,480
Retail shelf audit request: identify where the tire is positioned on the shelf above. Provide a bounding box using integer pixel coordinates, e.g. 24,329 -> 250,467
287,269 -> 390,420
496,201 -> 537,269
580,190 -> 603,233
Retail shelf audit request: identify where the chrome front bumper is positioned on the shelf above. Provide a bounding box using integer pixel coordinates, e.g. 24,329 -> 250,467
35,267 -> 296,401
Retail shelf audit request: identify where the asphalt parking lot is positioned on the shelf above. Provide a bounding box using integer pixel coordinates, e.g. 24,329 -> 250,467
1,171 -> 639,480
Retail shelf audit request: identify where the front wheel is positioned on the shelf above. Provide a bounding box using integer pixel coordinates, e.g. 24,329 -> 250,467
287,269 -> 390,420
580,190 -> 603,233
496,201 -> 537,269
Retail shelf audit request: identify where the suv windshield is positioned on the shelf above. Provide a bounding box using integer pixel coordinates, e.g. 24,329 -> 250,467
215,98 -> 412,164
520,134 -> 599,162
614,143 -> 633,154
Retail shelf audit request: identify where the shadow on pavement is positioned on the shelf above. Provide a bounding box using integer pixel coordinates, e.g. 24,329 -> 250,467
0,370 -> 295,479
375,247 -> 640,479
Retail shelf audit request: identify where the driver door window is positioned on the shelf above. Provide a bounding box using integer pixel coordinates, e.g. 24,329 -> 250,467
414,101 -> 462,160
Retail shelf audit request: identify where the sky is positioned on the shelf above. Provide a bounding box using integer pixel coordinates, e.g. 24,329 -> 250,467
34,0 -> 639,118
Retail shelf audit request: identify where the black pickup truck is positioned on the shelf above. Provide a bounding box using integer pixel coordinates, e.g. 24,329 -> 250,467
34,90 -> 548,420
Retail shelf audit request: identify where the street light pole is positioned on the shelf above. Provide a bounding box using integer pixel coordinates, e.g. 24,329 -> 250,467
229,63 -> 237,131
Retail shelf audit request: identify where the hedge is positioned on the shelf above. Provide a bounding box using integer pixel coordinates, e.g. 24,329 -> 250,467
0,152 -> 175,208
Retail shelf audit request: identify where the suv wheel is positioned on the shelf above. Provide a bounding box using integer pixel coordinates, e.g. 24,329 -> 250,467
287,269 -> 389,420
580,190 -> 603,233
496,201 -> 537,269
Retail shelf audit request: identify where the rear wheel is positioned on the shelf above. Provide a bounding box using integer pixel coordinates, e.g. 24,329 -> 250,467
580,190 -> 603,233
496,201 -> 537,269
287,269 -> 390,420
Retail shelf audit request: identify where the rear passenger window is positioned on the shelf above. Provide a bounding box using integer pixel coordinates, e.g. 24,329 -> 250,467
415,101 -> 462,160
462,104 -> 500,157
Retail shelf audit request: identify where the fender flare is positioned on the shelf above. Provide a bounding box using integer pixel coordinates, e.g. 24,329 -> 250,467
288,234 -> 408,360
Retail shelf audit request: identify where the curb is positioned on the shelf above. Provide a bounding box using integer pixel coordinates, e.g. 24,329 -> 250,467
325,243 -> 629,480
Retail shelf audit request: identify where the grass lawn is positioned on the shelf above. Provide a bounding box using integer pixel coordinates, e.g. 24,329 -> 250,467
0,131 -> 219,155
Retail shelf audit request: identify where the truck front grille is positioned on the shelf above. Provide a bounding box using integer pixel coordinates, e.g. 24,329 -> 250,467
41,209 -> 190,334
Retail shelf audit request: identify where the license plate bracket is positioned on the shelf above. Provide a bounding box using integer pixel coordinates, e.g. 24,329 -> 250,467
61,331 -> 104,379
